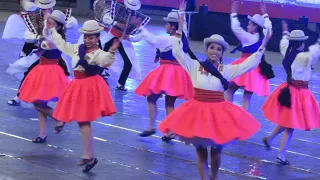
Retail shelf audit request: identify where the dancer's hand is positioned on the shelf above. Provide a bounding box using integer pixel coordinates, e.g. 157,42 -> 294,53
110,39 -> 120,51
231,0 -> 239,13
179,0 -> 187,12
177,12 -> 185,36
261,28 -> 272,48
282,20 -> 289,32
260,2 -> 268,15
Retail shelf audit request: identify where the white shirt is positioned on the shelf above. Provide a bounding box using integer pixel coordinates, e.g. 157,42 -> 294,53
230,13 -> 272,47
48,28 -> 116,71
280,35 -> 320,81
172,37 -> 266,91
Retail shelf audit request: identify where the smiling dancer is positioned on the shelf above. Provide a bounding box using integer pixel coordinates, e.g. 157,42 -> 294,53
226,1 -> 274,111
134,1 -> 194,141
46,20 -> 120,172
158,11 -> 271,179
261,21 -> 320,165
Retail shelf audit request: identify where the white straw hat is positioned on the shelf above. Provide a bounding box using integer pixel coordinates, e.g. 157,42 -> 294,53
287,30 -> 309,41
48,10 -> 66,25
248,14 -> 266,29
78,20 -> 104,34
124,0 -> 141,11
35,0 -> 56,9
163,12 -> 179,23
203,34 -> 230,51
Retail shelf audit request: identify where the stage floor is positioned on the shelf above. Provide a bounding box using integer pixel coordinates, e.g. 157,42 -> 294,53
1,14 -> 320,180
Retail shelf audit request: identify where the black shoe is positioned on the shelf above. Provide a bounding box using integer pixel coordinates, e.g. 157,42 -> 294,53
116,85 -> 128,91
139,129 -> 156,137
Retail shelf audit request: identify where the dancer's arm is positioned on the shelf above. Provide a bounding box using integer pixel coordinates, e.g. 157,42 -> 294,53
227,28 -> 271,80
293,39 -> 320,68
95,39 -> 119,67
261,2 -> 273,36
280,21 -> 289,57
20,0 -> 38,12
46,28 -> 78,57
230,1 -> 253,45
137,27 -> 173,48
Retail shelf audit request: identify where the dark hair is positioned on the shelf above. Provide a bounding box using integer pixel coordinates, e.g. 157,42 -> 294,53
56,21 -> 66,40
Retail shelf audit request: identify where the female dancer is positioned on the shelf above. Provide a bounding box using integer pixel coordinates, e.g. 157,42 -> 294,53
261,21 -> 320,165
159,13 -> 271,179
46,20 -> 120,172
18,10 -> 70,143
134,1 -> 194,141
226,1 -> 273,111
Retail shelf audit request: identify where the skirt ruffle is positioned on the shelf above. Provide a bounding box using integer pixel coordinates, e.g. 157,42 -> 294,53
53,75 -> 116,123
18,64 -> 70,102
231,57 -> 270,96
261,82 -> 320,130
134,64 -> 194,99
158,99 -> 261,147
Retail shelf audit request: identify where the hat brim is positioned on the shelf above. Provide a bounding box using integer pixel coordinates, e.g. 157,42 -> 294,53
47,14 -> 66,25
247,15 -> 266,29
78,26 -> 104,34
287,36 -> 309,41
124,0 -> 141,11
204,38 -> 229,51
163,17 -> 178,22
35,0 -> 56,9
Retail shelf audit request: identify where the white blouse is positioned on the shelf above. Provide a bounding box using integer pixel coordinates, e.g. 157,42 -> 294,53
172,37 -> 265,91
280,35 -> 320,81
230,13 -> 272,47
48,28 -> 116,71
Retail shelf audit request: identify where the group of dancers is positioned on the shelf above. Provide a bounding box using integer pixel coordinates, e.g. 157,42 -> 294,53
2,0 -> 320,178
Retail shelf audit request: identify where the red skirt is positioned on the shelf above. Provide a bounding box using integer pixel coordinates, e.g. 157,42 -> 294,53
134,60 -> 193,99
261,82 -> 320,130
158,88 -> 261,147
53,71 -> 116,123
18,58 -> 70,102
231,54 -> 270,96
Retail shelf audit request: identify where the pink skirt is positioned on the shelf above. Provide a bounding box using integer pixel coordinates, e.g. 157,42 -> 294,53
158,90 -> 261,147
134,60 -> 194,100
261,82 -> 320,130
53,72 -> 116,123
18,59 -> 70,103
231,54 -> 270,96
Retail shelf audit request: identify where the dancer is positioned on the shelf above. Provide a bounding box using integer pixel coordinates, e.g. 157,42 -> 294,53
134,1 -> 194,141
100,0 -> 149,90
261,21 -> 320,165
18,10 -> 70,143
5,0 -> 78,106
158,12 -> 271,179
47,20 -> 120,172
225,1 -> 274,111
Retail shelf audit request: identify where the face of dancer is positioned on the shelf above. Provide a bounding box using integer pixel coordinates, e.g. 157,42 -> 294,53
84,35 -> 100,49
46,17 -> 60,30
247,21 -> 258,34
206,43 -> 223,62
165,22 -> 175,34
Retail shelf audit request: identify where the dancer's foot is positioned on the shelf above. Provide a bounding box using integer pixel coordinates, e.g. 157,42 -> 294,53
116,83 -> 127,91
161,133 -> 175,142
7,97 -> 21,106
139,129 -> 156,137
82,158 -> 98,173
262,137 -> 271,151
276,157 -> 290,165
54,122 -> 65,134
32,136 -> 47,143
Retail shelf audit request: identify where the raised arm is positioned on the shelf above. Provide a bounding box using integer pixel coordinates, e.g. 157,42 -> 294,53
226,28 -> 271,80
261,3 -> 273,36
45,28 -> 78,57
138,27 -> 174,49
279,21 -> 289,57
172,11 -> 195,74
